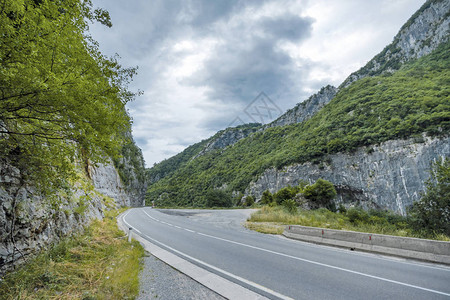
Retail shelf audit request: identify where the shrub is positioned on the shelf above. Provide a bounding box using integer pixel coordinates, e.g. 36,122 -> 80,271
338,204 -> 347,214
260,190 -> 274,205
408,157 -> 450,235
283,199 -> 298,214
346,207 -> 370,224
297,180 -> 309,191
233,192 -> 244,206
273,186 -> 297,204
302,179 -> 337,208
206,190 -> 233,207
244,195 -> 255,207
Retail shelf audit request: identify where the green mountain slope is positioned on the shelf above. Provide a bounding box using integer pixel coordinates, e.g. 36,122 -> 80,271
146,42 -> 450,207
146,123 -> 261,185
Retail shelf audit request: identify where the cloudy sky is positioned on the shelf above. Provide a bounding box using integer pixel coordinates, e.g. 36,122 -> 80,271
89,0 -> 424,167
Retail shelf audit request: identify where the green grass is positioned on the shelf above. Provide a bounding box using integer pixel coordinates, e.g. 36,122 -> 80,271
0,209 -> 145,300
244,222 -> 285,235
248,206 -> 450,241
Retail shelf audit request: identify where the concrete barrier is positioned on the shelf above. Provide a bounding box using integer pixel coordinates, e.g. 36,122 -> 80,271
283,225 -> 450,265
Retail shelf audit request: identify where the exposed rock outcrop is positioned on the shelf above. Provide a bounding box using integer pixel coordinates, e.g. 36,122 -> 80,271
341,0 -> 450,88
190,85 -> 338,161
267,85 -> 338,128
246,136 -> 449,215
194,124 -> 261,159
0,157 -> 144,276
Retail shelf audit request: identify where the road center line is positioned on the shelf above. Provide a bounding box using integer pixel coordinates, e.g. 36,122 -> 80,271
125,210 -> 290,299
143,233 -> 292,300
139,209 -> 450,297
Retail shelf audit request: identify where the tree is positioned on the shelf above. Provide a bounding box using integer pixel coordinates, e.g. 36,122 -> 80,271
260,190 -> 274,205
206,190 -> 232,207
408,158 -> 450,236
0,0 -> 138,192
273,186 -> 297,205
303,179 -> 337,209
282,199 -> 297,214
243,195 -> 255,207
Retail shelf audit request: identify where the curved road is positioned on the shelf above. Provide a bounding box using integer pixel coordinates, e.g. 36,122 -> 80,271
122,207 -> 450,300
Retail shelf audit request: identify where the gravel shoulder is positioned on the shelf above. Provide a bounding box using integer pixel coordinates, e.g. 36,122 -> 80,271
138,253 -> 225,300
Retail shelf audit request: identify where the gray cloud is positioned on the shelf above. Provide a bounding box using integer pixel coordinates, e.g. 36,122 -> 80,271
90,0 -> 425,166
185,13 -> 314,131
260,14 -> 314,41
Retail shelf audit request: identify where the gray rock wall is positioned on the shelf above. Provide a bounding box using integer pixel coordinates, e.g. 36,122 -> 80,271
192,85 -> 337,160
246,136 -> 450,215
267,85 -> 337,128
89,162 -> 129,207
341,0 -> 449,87
0,159 -> 142,276
194,126 -> 260,159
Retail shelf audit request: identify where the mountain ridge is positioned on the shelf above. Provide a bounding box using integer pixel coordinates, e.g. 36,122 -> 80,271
145,0 -> 449,212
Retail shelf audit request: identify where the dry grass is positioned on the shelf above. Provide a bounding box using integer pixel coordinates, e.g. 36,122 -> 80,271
247,206 -> 450,241
0,209 -> 144,299
245,222 -> 285,235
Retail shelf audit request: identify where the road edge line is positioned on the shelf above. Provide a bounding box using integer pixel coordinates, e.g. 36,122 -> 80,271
117,209 -> 276,300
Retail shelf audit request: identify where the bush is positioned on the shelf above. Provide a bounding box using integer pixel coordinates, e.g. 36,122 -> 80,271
260,190 -> 274,205
283,199 -> 298,214
303,179 -> 337,208
408,157 -> 450,235
346,207 -> 370,224
233,192 -> 244,206
338,204 -> 347,214
206,190 -> 233,207
273,186 -> 297,204
244,195 -> 255,207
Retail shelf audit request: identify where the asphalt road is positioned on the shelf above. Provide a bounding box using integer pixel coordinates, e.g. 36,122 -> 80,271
123,207 -> 450,300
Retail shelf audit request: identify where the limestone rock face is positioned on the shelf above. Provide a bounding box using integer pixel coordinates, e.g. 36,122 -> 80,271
89,162 -> 129,207
0,158 -> 143,276
267,85 -> 338,128
194,125 -> 260,159
341,0 -> 450,87
192,85 -> 338,161
246,136 -> 450,215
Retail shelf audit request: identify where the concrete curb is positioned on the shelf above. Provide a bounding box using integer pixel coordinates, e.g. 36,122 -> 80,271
117,210 -> 270,300
283,225 -> 450,265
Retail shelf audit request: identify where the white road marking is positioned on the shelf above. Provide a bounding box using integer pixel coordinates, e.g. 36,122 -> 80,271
125,209 -> 289,299
122,210 -> 142,234
142,233 -> 293,300
278,235 -> 450,272
136,209 -> 450,297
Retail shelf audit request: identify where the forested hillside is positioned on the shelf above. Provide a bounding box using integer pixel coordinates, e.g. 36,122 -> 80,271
146,123 -> 260,185
146,41 -> 449,207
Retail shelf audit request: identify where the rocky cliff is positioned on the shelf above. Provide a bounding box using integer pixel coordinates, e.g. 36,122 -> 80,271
0,156 -> 145,276
341,0 -> 449,88
194,124 -> 261,159
267,85 -> 338,128
246,136 -> 449,215
195,86 -> 338,157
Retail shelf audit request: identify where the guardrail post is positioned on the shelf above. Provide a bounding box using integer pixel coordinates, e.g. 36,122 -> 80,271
128,227 -> 132,243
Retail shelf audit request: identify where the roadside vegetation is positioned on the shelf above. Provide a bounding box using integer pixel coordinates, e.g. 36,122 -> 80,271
247,159 -> 450,241
247,206 -> 448,241
0,210 -> 144,299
